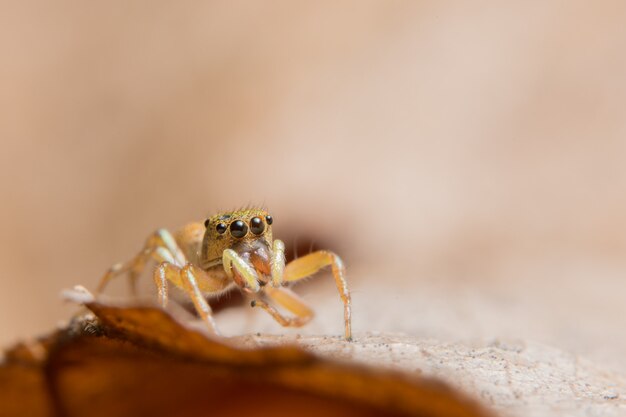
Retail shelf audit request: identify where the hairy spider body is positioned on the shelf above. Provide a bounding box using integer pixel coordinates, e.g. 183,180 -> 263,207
97,208 -> 352,340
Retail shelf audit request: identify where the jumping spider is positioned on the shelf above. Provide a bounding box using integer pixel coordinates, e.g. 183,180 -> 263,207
97,208 -> 352,340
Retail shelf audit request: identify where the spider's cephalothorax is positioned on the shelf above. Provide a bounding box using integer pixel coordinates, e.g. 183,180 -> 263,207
97,207 -> 352,340
200,208 -> 278,292
202,209 -> 273,269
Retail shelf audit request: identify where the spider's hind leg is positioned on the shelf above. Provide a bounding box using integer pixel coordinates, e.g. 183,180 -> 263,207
96,229 -> 186,296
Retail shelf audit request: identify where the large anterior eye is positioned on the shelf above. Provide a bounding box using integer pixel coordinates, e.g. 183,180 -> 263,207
250,216 -> 265,235
230,220 -> 248,238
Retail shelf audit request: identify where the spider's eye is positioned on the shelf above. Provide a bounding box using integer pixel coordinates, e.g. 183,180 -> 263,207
250,217 -> 265,235
230,220 -> 248,238
204,219 -> 210,228
265,215 -> 273,225
215,223 -> 227,234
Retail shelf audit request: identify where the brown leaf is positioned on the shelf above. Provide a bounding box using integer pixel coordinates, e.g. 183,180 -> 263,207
0,302 -> 493,417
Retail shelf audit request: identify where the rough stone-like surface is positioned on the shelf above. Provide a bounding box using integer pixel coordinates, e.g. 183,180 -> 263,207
237,333 -> 626,417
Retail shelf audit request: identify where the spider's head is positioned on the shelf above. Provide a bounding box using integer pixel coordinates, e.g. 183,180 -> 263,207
201,208 -> 274,272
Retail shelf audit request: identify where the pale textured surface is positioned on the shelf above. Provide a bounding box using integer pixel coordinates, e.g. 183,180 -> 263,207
237,333 -> 626,417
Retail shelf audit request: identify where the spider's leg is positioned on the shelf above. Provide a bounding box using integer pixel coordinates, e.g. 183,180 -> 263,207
97,229 -> 186,295
251,286 -> 313,328
152,261 -> 182,308
282,250 -> 352,341
179,264 -> 229,335
153,262 -> 228,335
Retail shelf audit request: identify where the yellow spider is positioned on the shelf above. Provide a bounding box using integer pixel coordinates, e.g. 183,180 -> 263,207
97,208 -> 352,340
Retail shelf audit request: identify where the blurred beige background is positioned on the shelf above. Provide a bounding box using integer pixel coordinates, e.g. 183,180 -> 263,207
1,0 -> 625,378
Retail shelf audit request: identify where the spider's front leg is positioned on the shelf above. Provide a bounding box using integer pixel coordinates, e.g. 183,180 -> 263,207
153,262 -> 227,335
270,239 -> 352,341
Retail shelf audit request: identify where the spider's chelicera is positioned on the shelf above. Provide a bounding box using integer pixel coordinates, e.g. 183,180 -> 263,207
97,207 -> 352,340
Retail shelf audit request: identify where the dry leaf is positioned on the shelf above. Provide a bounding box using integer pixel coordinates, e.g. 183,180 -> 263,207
0,300 -> 492,417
